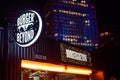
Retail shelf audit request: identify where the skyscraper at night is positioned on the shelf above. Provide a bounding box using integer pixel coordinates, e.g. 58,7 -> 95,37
44,0 -> 99,50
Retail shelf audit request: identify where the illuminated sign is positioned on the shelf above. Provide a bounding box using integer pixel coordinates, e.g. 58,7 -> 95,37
14,10 -> 42,47
66,49 -> 87,62
60,43 -> 92,66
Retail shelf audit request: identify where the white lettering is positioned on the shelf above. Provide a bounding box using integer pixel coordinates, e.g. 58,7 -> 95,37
66,49 -> 87,62
15,10 -> 42,47
17,13 -> 35,26
17,30 -> 34,43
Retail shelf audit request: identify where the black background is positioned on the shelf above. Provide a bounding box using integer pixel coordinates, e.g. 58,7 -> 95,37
1,0 -> 120,26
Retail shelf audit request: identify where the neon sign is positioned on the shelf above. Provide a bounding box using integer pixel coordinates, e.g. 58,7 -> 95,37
14,10 -> 42,47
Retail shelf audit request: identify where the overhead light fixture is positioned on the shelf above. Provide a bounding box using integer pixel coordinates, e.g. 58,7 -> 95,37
21,60 -> 65,72
65,66 -> 92,75
21,60 -> 92,75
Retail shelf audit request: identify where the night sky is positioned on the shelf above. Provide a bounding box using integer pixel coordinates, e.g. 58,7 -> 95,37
93,0 -> 120,25
1,0 -> 120,32
95,0 -> 120,37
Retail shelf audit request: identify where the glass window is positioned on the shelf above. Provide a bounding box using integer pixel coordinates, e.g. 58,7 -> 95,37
21,69 -> 91,80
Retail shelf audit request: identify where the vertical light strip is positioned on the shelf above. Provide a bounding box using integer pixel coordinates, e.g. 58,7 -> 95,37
21,60 -> 92,75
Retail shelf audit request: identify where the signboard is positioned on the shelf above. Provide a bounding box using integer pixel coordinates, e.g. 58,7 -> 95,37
60,43 -> 92,66
66,49 -> 87,62
14,10 -> 42,47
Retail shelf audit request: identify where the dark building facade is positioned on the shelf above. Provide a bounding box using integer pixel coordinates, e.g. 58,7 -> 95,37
0,9 -> 104,80
44,0 -> 99,51
0,27 -> 5,80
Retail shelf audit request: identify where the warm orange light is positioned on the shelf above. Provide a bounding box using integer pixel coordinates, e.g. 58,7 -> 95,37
94,71 -> 104,80
21,60 -> 92,75
21,60 -> 65,72
105,32 -> 109,35
65,66 -> 92,75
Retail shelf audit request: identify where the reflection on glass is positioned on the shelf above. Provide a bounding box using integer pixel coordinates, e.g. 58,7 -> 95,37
21,69 -> 91,80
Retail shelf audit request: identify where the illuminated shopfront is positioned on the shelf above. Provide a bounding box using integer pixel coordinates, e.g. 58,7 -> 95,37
0,10 -> 104,80
20,42 -> 104,80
